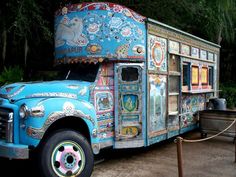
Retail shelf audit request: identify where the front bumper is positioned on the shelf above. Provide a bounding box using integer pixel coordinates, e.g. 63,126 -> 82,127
0,140 -> 29,159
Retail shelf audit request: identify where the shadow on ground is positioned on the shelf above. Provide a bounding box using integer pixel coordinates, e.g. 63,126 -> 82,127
0,158 -> 41,177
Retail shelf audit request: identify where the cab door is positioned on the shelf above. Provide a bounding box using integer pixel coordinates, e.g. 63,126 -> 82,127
114,63 -> 145,148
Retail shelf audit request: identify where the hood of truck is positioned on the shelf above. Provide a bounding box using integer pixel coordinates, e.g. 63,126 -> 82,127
0,80 -> 92,102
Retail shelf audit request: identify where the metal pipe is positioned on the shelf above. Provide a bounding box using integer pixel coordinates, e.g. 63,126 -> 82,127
176,137 -> 183,177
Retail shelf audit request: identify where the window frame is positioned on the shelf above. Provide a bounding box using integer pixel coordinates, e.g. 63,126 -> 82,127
208,66 -> 214,89
182,62 -> 190,91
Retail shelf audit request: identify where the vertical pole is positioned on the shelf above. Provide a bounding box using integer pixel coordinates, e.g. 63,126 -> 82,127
235,121 -> 236,163
176,137 -> 184,177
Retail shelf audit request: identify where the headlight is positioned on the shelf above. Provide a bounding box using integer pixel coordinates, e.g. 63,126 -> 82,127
19,104 -> 29,119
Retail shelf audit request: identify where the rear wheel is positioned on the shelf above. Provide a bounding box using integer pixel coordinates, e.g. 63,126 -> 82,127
39,130 -> 94,177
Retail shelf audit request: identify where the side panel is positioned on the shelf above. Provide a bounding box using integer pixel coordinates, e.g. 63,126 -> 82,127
114,63 -> 146,148
90,63 -> 115,149
147,34 -> 168,145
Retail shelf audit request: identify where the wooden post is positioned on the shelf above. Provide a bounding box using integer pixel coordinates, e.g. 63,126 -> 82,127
235,122 -> 236,163
176,137 -> 184,177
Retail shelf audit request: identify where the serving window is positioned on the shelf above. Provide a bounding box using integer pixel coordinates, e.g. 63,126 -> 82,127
209,66 -> 214,89
182,62 -> 190,91
191,66 -> 199,85
201,67 -> 208,85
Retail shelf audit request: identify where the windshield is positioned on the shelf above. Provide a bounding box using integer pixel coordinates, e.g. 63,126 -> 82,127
54,63 -> 100,82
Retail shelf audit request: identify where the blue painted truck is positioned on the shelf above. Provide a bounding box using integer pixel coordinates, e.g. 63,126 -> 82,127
0,2 -> 220,177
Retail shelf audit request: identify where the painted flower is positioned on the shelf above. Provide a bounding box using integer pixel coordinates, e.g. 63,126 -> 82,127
113,5 -> 123,13
61,7 -> 68,15
121,26 -> 132,37
136,28 -> 143,36
63,102 -> 75,116
87,23 -> 100,34
109,17 -> 123,28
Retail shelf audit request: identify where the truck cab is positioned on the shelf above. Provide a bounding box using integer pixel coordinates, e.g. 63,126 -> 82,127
0,2 -> 220,177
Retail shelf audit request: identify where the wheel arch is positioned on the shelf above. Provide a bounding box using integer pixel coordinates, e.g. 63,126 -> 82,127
41,116 -> 91,145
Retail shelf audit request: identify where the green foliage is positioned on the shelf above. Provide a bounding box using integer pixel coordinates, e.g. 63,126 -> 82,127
0,0 -> 236,82
0,66 -> 24,85
220,83 -> 236,109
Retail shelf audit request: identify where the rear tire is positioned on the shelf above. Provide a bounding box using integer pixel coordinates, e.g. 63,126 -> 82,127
39,129 -> 94,177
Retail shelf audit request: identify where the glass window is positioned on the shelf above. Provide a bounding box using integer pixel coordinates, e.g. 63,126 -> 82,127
182,63 -> 189,86
121,67 -> 139,82
182,62 -> 190,91
53,63 -> 99,82
209,67 -> 214,89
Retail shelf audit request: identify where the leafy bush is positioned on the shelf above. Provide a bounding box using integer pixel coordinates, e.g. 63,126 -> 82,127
0,66 -> 24,86
220,83 -> 236,109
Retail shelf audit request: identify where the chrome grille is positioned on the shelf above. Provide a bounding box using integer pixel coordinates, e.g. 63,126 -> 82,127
0,108 -> 13,142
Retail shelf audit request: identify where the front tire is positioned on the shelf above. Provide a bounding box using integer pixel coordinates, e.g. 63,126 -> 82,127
39,129 -> 94,177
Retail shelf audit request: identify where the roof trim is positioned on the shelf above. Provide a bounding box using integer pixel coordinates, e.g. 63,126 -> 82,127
147,18 -> 220,48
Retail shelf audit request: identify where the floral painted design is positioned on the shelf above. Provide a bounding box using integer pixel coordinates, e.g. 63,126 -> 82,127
121,27 -> 132,37
55,2 -> 146,61
87,23 -> 100,34
109,17 -> 123,29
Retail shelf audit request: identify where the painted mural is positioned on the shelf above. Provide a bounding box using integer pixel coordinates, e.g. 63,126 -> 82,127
122,94 -> 138,112
181,94 -> 205,128
149,74 -> 167,132
168,115 -> 179,128
54,2 -> 146,62
90,63 -> 114,145
208,52 -> 214,61
191,47 -> 199,58
200,50 -> 207,60
181,44 -> 190,56
148,35 -> 167,71
169,40 -> 180,54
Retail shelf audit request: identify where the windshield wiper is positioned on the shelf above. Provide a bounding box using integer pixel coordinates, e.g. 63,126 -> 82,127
65,70 -> 71,80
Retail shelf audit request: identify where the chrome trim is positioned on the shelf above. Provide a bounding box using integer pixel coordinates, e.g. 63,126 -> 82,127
30,105 -> 45,117
6,113 -> 13,143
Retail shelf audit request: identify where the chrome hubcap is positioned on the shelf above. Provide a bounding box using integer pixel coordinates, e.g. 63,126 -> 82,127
51,141 -> 85,176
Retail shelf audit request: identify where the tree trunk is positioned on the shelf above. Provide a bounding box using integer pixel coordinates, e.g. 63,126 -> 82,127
217,25 -> 223,45
24,37 -> 29,67
1,28 -> 7,70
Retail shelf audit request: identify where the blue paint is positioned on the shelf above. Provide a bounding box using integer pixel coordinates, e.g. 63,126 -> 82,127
0,80 -> 91,101
148,134 -> 167,146
54,2 -> 146,62
168,130 -> 179,139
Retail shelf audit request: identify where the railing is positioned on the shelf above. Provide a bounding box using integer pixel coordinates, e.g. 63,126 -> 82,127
175,118 -> 236,177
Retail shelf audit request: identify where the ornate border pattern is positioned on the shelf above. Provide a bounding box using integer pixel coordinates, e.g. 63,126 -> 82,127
27,109 -> 95,139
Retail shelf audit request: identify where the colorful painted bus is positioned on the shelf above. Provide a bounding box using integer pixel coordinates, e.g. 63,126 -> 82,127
0,2 -> 220,177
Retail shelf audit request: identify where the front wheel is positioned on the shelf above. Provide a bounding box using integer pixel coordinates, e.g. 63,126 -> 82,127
39,130 -> 94,177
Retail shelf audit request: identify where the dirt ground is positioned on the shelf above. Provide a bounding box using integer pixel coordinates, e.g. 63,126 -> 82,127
92,131 -> 236,177
0,130 -> 235,177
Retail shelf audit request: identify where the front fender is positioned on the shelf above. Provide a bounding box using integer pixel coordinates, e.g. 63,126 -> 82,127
20,98 -> 98,147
